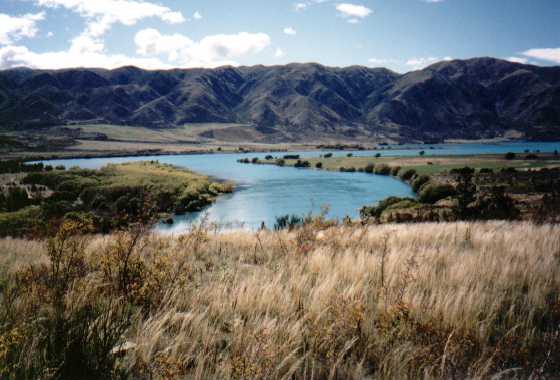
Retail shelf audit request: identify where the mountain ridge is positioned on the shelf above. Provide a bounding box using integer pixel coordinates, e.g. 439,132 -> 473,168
1,57 -> 559,143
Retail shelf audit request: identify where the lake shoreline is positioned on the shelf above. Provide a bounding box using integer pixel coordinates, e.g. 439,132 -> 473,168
6,138 -> 559,163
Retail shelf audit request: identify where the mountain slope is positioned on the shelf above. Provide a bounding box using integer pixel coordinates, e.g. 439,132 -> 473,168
0,58 -> 559,142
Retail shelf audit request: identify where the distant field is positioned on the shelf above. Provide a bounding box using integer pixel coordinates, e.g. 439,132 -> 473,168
64,123 -> 262,143
259,153 -> 560,175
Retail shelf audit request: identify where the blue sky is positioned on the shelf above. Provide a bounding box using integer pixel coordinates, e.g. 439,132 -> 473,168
0,0 -> 558,71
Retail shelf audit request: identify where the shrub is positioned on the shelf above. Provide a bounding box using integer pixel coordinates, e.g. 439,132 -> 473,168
283,155 -> 300,160
0,206 -> 41,237
375,153 -> 381,158
265,155 -> 274,160
505,152 -> 516,160
315,162 -> 323,169
419,183 -> 456,204
391,166 -> 401,176
364,163 -> 375,174
294,160 -> 310,168
347,153 -> 353,157
479,168 -> 494,174
525,154 -> 538,159
274,214 -> 304,230
323,153 -> 333,158
275,159 -> 285,167
412,175 -> 430,192
374,164 -> 391,175
475,186 -> 520,221
251,157 -> 259,164
360,196 -> 416,219
399,169 -> 417,181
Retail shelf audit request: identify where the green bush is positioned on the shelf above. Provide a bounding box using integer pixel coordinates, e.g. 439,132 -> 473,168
374,164 -> 391,175
412,175 -> 430,192
391,166 -> 401,176
419,183 -> 456,204
364,163 -> 375,174
315,162 -> 323,169
399,169 -> 417,181
274,214 -> 304,230
0,206 -> 41,237
294,160 -> 310,168
360,196 -> 416,220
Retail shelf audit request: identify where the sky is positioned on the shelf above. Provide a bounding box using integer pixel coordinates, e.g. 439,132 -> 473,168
0,0 -> 558,72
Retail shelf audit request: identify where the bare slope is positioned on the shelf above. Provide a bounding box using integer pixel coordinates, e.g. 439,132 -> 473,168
1,58 -> 559,142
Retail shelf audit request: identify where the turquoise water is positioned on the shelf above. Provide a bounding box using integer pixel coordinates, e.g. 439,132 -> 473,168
39,142 -> 560,231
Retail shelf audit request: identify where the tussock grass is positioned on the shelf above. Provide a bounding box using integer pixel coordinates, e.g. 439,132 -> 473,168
1,221 -> 559,378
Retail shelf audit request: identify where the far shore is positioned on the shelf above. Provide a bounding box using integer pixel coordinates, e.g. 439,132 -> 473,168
2,137 -> 558,162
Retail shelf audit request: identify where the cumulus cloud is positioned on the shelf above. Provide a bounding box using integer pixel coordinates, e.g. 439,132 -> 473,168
522,48 -> 560,64
405,56 -> 452,69
35,0 -> 185,38
135,28 -> 192,61
336,3 -> 372,22
283,27 -> 297,35
274,48 -> 285,58
506,56 -> 529,64
134,29 -> 271,68
0,12 -> 45,45
0,43 -> 169,70
294,3 -> 308,11
368,58 -> 399,66
193,11 -> 202,20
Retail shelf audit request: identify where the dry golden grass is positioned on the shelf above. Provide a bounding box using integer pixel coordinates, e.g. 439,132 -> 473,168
1,221 -> 560,379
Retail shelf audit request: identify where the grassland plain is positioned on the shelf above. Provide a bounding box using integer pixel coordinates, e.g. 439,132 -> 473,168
257,153 -> 560,175
0,220 -> 559,379
0,123 -> 310,160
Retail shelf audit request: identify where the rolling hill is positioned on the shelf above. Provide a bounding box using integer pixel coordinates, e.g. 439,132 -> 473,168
0,57 -> 559,143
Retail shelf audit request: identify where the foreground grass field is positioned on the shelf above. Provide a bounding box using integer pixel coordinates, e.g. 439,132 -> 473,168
1,221 -> 559,379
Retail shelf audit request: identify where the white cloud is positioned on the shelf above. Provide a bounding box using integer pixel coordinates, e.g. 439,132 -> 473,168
35,0 -> 185,38
0,43 -> 169,70
368,58 -> 398,66
135,28 -> 192,61
294,3 -> 308,11
522,48 -> 560,64
274,48 -> 285,58
283,27 -> 297,35
423,0 -> 445,3
405,56 -> 452,69
335,3 -> 372,22
193,11 -> 202,20
0,12 -> 45,45
134,29 -> 271,68
506,56 -> 528,64
47,31 -> 54,38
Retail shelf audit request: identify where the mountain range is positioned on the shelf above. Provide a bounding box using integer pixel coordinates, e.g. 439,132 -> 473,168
0,57 -> 559,143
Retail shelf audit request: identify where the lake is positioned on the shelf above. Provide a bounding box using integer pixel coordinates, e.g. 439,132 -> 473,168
40,142 -> 560,232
